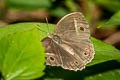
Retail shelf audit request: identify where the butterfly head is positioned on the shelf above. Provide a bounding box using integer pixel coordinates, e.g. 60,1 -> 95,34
52,35 -> 61,44
48,33 -> 61,44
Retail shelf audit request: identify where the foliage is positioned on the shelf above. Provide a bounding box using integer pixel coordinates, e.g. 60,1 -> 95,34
0,23 -> 46,80
6,0 -> 51,10
93,0 -> 120,12
100,11 -> 120,28
5,0 -> 79,17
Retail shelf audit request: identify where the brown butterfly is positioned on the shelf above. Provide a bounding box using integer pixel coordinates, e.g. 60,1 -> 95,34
41,12 -> 95,71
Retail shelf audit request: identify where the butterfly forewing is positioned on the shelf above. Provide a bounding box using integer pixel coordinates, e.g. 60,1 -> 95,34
55,12 -> 94,64
55,12 -> 90,35
41,37 -> 62,66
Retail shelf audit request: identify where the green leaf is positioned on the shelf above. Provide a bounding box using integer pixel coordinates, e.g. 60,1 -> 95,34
100,11 -> 120,27
44,78 -> 62,80
97,20 -> 117,29
0,22 -> 54,40
85,69 -> 120,80
50,7 -> 69,18
0,23 -> 36,70
65,0 -> 78,12
89,37 -> 120,66
93,0 -> 120,12
0,23 -> 35,40
6,0 -> 51,10
0,24 -> 46,79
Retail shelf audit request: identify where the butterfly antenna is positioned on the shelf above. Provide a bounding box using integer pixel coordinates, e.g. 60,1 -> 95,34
45,16 -> 50,34
36,24 -> 48,33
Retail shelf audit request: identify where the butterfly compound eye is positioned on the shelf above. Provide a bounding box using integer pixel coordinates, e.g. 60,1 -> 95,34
53,35 -> 61,43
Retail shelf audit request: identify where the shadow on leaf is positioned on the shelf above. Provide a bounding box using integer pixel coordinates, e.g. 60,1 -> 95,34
38,60 -> 120,80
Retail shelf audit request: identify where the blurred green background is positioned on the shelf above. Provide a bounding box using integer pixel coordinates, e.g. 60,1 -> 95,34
0,0 -> 120,80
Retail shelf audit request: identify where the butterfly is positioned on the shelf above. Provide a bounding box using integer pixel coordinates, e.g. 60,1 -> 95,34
41,12 -> 95,71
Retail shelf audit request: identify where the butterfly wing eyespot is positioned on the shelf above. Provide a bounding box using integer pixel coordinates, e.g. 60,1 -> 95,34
80,27 -> 84,31
49,56 -> 55,61
75,61 -> 79,65
84,52 -> 88,55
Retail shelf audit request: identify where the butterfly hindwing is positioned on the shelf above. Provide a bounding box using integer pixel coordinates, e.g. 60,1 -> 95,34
42,37 -> 86,71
